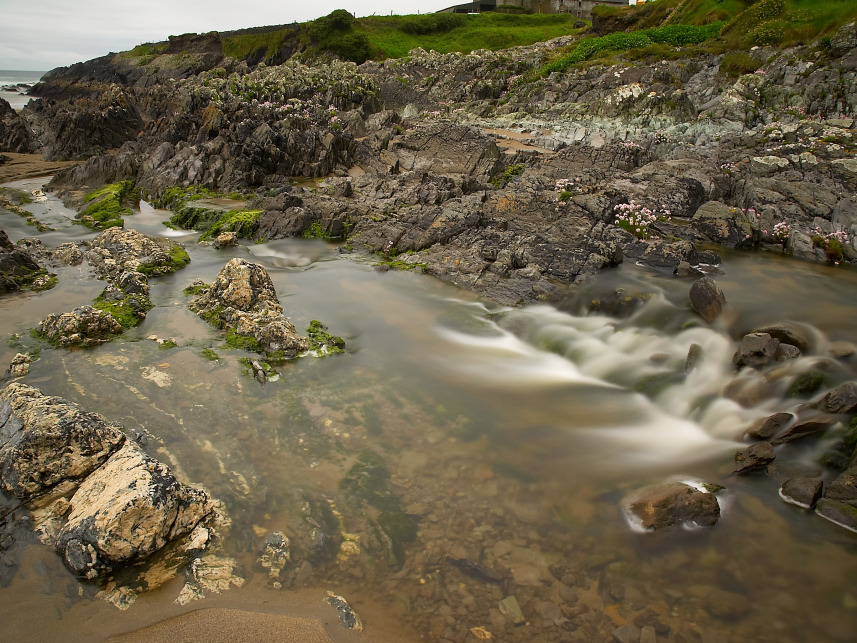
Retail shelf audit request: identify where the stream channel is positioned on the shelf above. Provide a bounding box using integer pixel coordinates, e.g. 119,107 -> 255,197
1,176 -> 857,642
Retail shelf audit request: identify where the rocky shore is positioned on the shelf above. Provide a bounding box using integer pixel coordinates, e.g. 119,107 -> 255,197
2,13 -> 857,641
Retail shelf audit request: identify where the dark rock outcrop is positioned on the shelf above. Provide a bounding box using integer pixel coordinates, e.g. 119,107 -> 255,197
0,97 -> 36,153
779,478 -> 823,509
733,441 -> 776,474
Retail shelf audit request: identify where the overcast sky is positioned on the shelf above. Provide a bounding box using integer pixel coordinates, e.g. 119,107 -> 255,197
0,0 -> 460,71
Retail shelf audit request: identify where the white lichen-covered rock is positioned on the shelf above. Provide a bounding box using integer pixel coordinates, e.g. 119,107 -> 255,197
37,304 -> 123,346
190,258 -> 309,356
56,441 -> 215,579
0,383 -> 126,500
85,227 -> 188,280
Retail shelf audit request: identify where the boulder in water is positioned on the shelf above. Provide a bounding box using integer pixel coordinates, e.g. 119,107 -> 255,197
0,382 -> 126,500
624,482 -> 720,530
190,258 -> 309,357
733,332 -> 780,369
56,442 -> 214,579
779,478 -> 823,509
36,305 -> 123,347
733,441 -> 775,474
689,277 -> 726,323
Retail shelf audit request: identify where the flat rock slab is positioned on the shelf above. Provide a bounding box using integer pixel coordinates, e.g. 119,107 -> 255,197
625,482 -> 720,530
734,441 -> 775,474
771,415 -> 840,445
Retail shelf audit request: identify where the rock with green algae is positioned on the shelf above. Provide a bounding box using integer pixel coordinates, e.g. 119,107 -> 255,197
36,304 -> 124,347
189,258 -> 309,357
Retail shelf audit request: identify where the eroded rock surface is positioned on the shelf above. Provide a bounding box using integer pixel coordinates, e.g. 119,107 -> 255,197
37,305 -> 123,347
190,258 -> 309,356
57,442 -> 215,579
0,383 -> 219,581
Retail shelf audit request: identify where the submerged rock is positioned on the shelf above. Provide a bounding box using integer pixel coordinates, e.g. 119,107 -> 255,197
625,482 -> 720,530
190,258 -> 309,357
325,591 -> 363,631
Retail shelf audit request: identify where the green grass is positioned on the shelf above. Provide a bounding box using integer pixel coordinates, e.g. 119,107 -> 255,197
222,28 -> 297,62
359,12 -> 582,59
539,21 -> 724,75
77,181 -> 137,230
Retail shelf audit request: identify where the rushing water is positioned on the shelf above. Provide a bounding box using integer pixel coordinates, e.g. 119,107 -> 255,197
1,178 -> 857,642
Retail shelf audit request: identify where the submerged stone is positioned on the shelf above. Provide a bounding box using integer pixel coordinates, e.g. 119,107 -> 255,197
499,595 -> 525,625
325,591 -> 363,631
625,483 -> 720,530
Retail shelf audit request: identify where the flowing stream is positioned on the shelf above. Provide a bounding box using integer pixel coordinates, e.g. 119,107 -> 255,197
1,178 -> 857,642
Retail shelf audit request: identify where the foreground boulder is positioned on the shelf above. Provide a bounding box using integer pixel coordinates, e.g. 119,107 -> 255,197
689,277 -> 726,323
0,383 -> 217,579
0,383 -> 125,500
56,442 -> 214,579
190,258 -> 309,357
624,482 -> 720,530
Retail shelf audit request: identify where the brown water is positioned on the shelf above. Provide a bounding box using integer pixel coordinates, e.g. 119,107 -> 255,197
1,179 -> 857,642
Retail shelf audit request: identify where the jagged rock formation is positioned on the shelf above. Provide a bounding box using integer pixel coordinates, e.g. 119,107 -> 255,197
0,383 -> 218,580
0,229 -> 48,293
190,258 -> 309,356
0,98 -> 36,153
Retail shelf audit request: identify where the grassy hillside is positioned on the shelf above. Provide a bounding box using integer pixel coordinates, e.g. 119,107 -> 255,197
360,12 -> 583,60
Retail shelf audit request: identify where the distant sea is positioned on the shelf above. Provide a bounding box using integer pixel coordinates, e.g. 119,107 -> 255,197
0,70 -> 46,111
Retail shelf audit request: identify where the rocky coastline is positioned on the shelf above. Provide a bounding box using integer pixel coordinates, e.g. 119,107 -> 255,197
2,12 -> 857,641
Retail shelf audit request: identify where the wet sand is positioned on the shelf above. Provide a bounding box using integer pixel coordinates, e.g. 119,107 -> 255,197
0,152 -> 78,183
108,608 -> 336,643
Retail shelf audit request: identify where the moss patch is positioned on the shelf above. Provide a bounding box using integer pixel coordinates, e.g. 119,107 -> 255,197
138,246 -> 190,277
77,181 -> 137,230
93,290 -> 153,329
198,209 -> 262,242
224,327 -> 264,353
201,348 -> 220,361
307,320 -> 345,355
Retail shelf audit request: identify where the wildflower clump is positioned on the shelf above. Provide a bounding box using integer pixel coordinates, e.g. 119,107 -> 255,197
613,201 -> 671,240
812,228 -> 852,264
